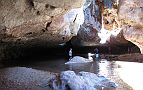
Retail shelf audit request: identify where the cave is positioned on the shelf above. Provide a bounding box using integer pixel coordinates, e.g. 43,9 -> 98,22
0,0 -> 143,90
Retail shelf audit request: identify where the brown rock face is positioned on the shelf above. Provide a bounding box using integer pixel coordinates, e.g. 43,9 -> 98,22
118,0 -> 143,26
118,0 -> 143,53
0,0 -> 84,45
0,0 -> 84,60
123,26 -> 143,53
102,0 -> 128,45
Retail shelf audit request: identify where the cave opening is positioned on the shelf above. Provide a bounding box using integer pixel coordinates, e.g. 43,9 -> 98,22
0,0 -> 143,90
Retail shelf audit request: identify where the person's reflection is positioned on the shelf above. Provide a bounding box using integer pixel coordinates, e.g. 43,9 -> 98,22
90,60 -> 100,74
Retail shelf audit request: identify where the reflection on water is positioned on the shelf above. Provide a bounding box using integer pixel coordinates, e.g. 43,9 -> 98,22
1,54 -> 143,90
66,58 -> 116,77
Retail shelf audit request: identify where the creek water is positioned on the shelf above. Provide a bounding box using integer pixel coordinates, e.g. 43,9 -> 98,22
0,47 -> 142,90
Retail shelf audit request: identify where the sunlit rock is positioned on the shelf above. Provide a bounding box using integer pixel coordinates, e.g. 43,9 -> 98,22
98,0 -> 128,45
62,7 -> 84,36
72,0 -> 128,46
60,71 -> 118,90
65,56 -> 93,64
71,0 -> 102,46
118,0 -> 143,26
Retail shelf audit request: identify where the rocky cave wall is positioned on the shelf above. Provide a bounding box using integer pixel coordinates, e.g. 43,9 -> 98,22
0,0 -> 143,61
71,0 -> 128,46
118,0 -> 143,53
0,0 -> 85,61
72,0 -> 143,54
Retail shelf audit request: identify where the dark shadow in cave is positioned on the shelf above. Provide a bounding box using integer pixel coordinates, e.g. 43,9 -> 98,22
0,40 -> 141,68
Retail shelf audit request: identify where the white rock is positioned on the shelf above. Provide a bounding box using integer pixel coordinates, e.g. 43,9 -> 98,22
65,56 -> 93,64
60,71 -> 118,90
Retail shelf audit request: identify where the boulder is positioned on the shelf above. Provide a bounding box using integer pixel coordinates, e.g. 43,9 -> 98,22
59,71 -> 118,90
65,56 -> 93,64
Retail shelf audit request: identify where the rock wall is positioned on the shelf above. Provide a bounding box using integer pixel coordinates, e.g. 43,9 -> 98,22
118,0 -> 143,53
0,0 -> 143,61
0,0 -> 84,45
72,0 -> 143,54
72,0 -> 129,46
0,0 -> 85,60
71,0 -> 102,46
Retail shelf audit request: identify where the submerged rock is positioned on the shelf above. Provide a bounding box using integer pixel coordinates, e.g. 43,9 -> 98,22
60,71 -> 118,90
65,56 -> 93,64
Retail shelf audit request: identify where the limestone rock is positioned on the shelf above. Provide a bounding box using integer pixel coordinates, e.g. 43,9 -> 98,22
72,0 -> 102,46
72,0 -> 129,46
118,0 -> 143,53
0,0 -> 85,60
118,0 -> 143,26
123,26 -> 143,53
65,56 -> 93,64
0,0 -> 84,45
60,71 -> 118,90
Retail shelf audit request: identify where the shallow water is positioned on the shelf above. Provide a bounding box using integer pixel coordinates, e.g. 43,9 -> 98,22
1,53 -> 143,90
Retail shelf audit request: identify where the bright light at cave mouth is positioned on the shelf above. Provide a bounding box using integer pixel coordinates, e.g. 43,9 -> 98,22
98,15 -> 121,44
98,28 -> 121,44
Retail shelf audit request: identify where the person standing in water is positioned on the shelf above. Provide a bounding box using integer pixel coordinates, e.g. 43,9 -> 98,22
65,40 -> 73,59
94,48 -> 99,60
69,48 -> 72,59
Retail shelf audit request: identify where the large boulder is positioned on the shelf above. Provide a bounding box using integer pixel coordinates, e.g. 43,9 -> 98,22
65,56 -> 93,64
59,71 -> 118,90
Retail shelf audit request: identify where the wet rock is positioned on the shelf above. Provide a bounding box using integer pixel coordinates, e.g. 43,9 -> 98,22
117,53 -> 143,62
60,71 -> 118,90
